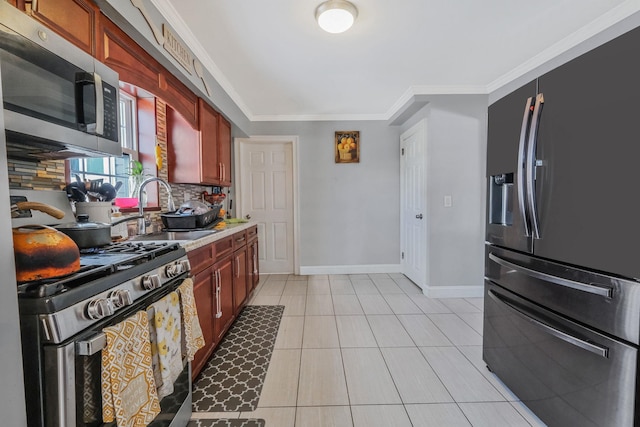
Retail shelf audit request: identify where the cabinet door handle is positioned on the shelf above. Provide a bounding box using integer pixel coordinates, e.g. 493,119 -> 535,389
219,162 -> 223,181
253,254 -> 258,275
215,270 -> 222,319
235,257 -> 240,278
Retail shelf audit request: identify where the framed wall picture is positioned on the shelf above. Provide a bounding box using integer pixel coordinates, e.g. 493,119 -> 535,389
335,131 -> 360,163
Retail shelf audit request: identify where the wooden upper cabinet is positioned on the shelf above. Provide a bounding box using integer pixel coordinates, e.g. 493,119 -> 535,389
199,98 -> 220,184
218,115 -> 232,187
26,0 -> 97,55
160,72 -> 198,129
97,15 -> 197,128
97,16 -> 160,96
166,105 -> 200,184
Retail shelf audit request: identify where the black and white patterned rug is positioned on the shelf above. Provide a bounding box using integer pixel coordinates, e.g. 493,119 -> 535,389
192,305 -> 284,412
187,419 -> 265,427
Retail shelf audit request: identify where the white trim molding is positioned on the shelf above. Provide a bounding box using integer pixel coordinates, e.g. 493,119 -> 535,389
422,285 -> 484,299
300,264 -> 402,276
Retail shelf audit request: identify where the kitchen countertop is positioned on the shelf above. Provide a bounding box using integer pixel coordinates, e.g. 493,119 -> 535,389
127,221 -> 256,252
181,222 -> 255,251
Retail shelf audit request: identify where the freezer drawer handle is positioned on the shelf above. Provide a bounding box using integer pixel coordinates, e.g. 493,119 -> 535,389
488,253 -> 613,298
488,289 -> 609,358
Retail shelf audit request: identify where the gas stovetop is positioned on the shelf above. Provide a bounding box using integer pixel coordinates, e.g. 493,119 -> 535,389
17,241 -> 188,313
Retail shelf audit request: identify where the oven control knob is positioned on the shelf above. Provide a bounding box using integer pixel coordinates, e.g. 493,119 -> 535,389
142,274 -> 161,290
86,298 -> 114,320
180,259 -> 191,273
165,262 -> 182,278
108,289 -> 133,308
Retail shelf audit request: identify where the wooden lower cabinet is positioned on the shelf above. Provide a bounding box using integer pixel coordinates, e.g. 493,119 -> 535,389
233,246 -> 248,312
248,238 -> 259,292
188,230 -> 258,380
213,255 -> 234,343
191,265 -> 215,377
247,225 -> 259,292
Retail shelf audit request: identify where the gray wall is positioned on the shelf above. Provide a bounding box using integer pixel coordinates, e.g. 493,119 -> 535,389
400,95 -> 488,295
251,121 -> 401,269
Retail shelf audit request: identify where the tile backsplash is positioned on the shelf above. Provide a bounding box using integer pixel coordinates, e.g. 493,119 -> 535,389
8,159 -> 66,190
6,99 -> 228,233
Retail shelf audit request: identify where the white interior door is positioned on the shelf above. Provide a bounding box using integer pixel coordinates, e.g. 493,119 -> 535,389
238,140 -> 295,274
400,120 -> 427,289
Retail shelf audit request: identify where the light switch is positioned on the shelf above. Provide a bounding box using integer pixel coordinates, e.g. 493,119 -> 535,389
444,195 -> 452,207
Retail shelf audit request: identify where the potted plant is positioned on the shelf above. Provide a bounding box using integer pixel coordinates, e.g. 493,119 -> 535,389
129,160 -> 151,205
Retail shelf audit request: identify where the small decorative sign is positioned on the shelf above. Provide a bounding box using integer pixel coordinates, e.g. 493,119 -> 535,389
335,131 -> 360,163
163,24 -> 193,75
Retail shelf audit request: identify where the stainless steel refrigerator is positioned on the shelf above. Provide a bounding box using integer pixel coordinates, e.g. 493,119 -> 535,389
483,24 -> 640,427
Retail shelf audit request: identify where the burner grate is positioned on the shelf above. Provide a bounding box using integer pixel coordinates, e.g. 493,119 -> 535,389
17,264 -> 115,298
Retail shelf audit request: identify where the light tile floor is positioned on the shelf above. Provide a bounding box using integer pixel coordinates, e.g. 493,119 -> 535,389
197,273 -> 547,427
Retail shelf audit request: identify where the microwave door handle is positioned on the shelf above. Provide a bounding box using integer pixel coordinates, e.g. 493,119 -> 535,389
526,93 -> 544,239
517,96 -> 534,237
93,72 -> 104,136
487,289 -> 609,358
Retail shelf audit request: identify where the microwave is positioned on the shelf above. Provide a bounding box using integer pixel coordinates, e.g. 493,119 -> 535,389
0,2 -> 121,160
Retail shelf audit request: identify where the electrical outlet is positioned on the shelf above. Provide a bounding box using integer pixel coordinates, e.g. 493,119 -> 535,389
444,195 -> 452,207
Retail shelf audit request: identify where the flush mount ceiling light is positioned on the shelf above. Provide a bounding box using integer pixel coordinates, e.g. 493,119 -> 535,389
315,0 -> 358,34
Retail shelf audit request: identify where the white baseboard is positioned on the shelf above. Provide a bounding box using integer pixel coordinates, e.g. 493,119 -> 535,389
299,264 -> 402,275
422,284 -> 484,299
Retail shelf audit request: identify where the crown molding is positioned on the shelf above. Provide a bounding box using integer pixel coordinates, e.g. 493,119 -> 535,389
252,85 -> 487,122
149,0 -> 254,120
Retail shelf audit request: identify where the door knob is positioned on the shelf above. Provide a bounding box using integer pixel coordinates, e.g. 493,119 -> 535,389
416,214 -> 423,219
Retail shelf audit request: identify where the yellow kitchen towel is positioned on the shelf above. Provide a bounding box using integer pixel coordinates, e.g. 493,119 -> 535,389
101,311 -> 160,427
148,292 -> 183,399
177,278 -> 205,360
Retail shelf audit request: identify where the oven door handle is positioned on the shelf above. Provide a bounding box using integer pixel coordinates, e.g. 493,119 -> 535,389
76,332 -> 107,356
487,289 -> 609,358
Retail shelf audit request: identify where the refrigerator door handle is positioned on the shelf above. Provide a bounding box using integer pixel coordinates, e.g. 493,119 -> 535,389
517,97 -> 534,237
488,253 -> 613,298
526,93 -> 544,239
488,289 -> 609,358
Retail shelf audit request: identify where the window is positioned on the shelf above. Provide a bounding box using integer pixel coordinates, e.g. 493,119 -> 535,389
68,91 -> 138,198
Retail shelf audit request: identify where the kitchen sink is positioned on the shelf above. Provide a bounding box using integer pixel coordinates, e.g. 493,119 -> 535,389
129,229 -> 218,241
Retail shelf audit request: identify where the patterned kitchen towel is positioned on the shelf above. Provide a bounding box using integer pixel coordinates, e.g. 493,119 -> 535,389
177,277 -> 205,360
148,291 -> 183,399
101,310 -> 160,427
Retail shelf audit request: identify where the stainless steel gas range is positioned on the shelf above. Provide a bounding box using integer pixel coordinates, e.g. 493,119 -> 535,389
14,191 -> 193,427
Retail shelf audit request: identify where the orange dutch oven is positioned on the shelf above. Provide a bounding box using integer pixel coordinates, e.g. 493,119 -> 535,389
11,202 -> 81,283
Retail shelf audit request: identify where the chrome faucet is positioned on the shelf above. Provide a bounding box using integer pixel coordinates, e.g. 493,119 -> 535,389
137,177 -> 176,234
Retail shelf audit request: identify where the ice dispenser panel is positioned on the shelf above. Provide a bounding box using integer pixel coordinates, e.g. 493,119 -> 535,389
489,173 -> 513,225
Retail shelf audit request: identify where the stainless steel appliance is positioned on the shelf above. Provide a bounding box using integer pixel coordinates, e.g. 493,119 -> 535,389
0,1 -> 121,160
14,192 -> 193,427
483,24 -> 640,427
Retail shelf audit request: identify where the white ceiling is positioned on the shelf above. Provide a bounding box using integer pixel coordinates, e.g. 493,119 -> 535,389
158,0 -> 637,121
